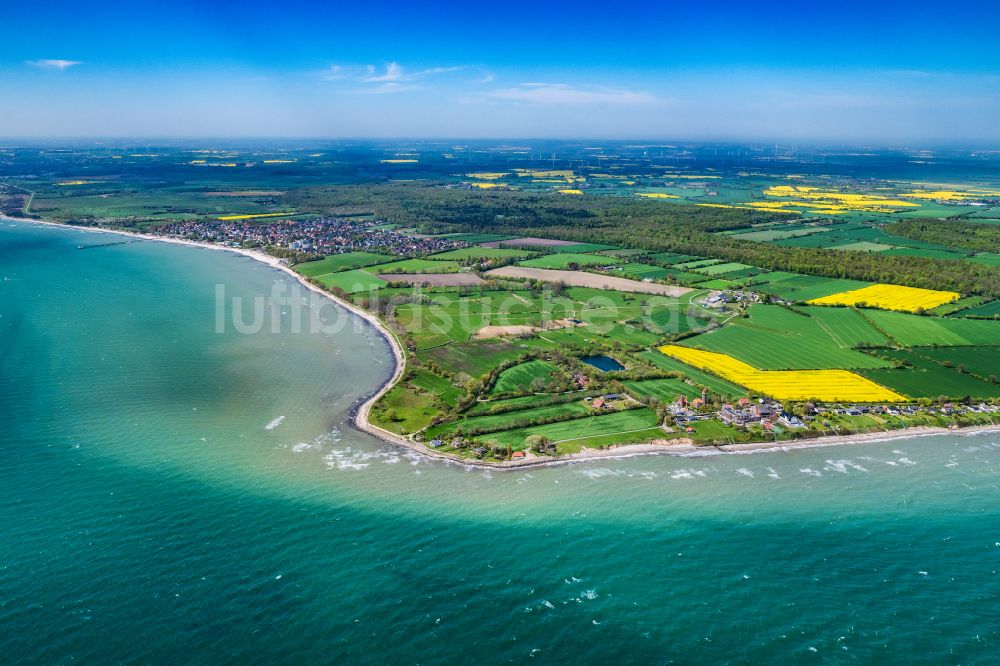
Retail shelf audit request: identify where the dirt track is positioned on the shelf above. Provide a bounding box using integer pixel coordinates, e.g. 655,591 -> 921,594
485,266 -> 692,296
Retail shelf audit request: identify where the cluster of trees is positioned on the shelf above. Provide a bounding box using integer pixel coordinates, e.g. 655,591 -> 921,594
888,219 -> 1000,254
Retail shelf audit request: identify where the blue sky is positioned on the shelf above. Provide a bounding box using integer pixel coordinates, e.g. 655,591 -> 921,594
3,0 -> 1000,141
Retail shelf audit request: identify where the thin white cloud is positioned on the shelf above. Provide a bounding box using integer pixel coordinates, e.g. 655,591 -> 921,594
27,59 -> 82,71
484,82 -> 657,105
327,62 -> 468,87
323,64 -> 349,81
350,82 -> 420,95
418,66 -> 464,76
364,62 -> 404,83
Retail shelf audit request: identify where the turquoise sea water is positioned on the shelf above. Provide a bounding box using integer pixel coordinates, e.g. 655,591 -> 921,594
2,219 -> 1000,663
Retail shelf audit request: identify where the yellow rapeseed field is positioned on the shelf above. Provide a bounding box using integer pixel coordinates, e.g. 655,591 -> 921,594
558,189 -> 584,195
217,212 -> 293,221
808,284 -> 959,312
471,182 -> 504,189
56,180 -> 93,186
763,185 -> 920,212
659,345 -> 907,402
466,172 -> 508,180
515,169 -> 575,178
902,189 -> 1000,201
637,192 -> 679,199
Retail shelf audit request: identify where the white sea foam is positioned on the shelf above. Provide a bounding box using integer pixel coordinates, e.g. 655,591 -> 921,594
579,468 -> 626,479
824,459 -> 869,474
736,468 -> 754,478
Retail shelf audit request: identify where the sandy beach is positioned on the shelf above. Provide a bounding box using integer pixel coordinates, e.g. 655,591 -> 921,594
10,216 -> 999,470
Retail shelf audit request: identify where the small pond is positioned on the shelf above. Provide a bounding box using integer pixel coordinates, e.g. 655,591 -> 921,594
580,355 -> 625,372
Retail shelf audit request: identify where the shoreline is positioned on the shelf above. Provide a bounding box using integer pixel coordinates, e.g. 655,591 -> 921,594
7,216 -> 999,469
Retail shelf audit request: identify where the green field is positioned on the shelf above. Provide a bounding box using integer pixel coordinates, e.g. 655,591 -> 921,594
409,368 -> 465,407
680,305 -> 890,370
394,291 -> 539,349
625,378 -> 703,402
693,261 -> 755,275
418,338 -> 558,380
860,350 -> 998,399
535,243 -> 618,254
426,401 -> 593,440
393,287 -> 693,350
426,247 -> 538,261
369,258 -> 461,273
539,322 -> 661,348
729,224 -> 829,242
295,252 -> 396,277
516,253 -> 613,269
607,263 -> 671,280
464,391 -> 591,416
648,252 -> 700,265
491,360 -> 565,394
435,233 -> 516,244
830,241 -> 897,252
802,306 -> 891,347
369,382 -> 437,434
476,408 -> 661,450
932,296 -> 987,316
956,299 -> 1000,318
914,347 -> 1000,382
754,274 -> 873,301
636,350 -> 747,397
862,310 -> 1000,346
674,258 -> 722,270
315,269 -> 387,293
692,278 -> 741,290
